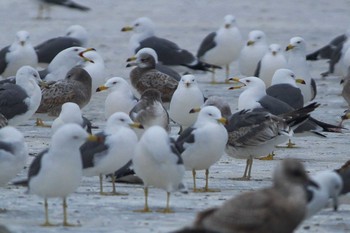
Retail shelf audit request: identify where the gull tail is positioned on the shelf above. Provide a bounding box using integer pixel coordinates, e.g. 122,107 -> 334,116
62,1 -> 91,11
182,61 -> 222,72
12,179 -> 28,186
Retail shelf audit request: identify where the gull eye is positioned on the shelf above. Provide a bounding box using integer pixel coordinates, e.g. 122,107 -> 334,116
74,48 -> 79,52
135,23 -> 139,27
112,81 -> 117,84
246,80 -> 251,83
297,41 -> 301,44
73,135 -> 79,140
257,36 -> 261,39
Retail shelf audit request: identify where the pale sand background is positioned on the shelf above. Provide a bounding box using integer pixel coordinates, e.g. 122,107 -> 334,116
0,0 -> 350,232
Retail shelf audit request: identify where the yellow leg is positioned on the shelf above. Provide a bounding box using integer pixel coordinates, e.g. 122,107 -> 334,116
41,198 -> 56,227
134,187 -> 152,213
259,152 -> 275,160
62,197 -> 79,227
192,169 -> 198,192
276,139 -> 297,148
36,118 -> 51,128
99,174 -> 104,195
157,192 -> 174,213
202,169 -> 220,192
225,64 -> 230,83
100,174 -> 128,196
211,68 -> 217,84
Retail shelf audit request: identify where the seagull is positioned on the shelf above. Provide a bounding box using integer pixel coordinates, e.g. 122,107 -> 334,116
129,89 -> 170,135
36,66 -> 92,118
127,48 -> 181,82
341,68 -> 350,109
286,36 -> 317,103
254,43 -> 288,87
197,14 -> 243,83
0,66 -> 42,126
96,77 -> 138,119
51,102 -> 91,134
127,50 -> 178,102
39,47 -> 94,82
238,30 -> 268,76
0,126 -> 28,187
35,25 -> 88,64
132,125 -> 186,213
175,106 -> 228,192
35,0 -> 90,19
177,159 -> 316,233
266,68 -> 306,109
169,74 -> 205,132
306,170 -> 343,218
27,124 -> 98,226
0,31 -> 38,78
80,112 -> 142,195
121,17 -> 215,73
201,96 -> 232,119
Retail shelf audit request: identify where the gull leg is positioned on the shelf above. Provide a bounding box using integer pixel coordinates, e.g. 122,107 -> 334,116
36,118 -> 51,128
99,174 -> 104,195
41,198 -> 56,227
276,139 -> 297,148
259,152 -> 275,160
211,68 -> 217,84
225,64 -> 230,83
247,158 -> 253,180
134,187 -> 152,213
230,158 -> 251,181
62,197 -> 80,227
108,174 -> 128,196
201,169 -> 220,192
158,192 -> 174,213
192,169 -> 198,192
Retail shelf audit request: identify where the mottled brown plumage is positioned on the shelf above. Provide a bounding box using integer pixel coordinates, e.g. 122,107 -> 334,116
36,67 -> 91,116
128,52 -> 178,102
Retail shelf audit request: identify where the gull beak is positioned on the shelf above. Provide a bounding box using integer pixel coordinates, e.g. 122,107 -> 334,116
229,77 -> 241,82
272,51 -> 277,56
121,26 -> 134,32
224,24 -> 231,29
227,77 -> 245,90
286,44 -> 295,51
79,48 -> 96,63
87,134 -> 103,142
20,41 -> 25,46
247,40 -> 255,46
217,117 -> 227,125
126,62 -> 137,68
189,107 -> 201,114
96,85 -> 108,92
295,78 -> 306,84
129,122 -> 144,129
185,82 -> 190,87
126,56 -> 137,62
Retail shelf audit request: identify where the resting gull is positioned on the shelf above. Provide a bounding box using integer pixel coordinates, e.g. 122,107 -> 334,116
0,126 -> 28,187
35,0 -> 90,19
175,106 -> 228,192
176,159 -> 316,233
96,77 -> 138,119
196,14 -> 243,83
36,66 -> 92,117
286,36 -> 317,103
121,17 -> 215,72
169,74 -> 205,132
0,66 -> 42,126
127,50 -> 178,102
27,124 -> 97,226
80,112 -> 142,195
238,30 -> 268,76
0,31 -> 38,78
254,43 -> 288,87
133,125 -> 186,213
35,25 -> 88,64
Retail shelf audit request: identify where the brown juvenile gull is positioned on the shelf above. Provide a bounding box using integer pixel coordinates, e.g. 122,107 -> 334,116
127,50 -> 178,103
176,159 -> 316,233
36,67 -> 92,118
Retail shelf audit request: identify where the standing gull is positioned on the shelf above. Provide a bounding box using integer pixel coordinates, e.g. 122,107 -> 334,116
0,66 -> 42,126
238,30 -> 268,76
169,74 -> 205,132
35,0 -> 90,19
127,50 -> 178,102
286,36 -> 317,103
96,77 -> 138,119
36,66 -> 92,117
175,106 -> 228,192
0,126 -> 28,187
254,43 -> 288,87
80,112 -> 142,195
121,17 -> 214,72
35,25 -> 88,64
176,159 -> 315,233
197,14 -> 243,83
0,31 -> 38,78
133,125 -> 185,213
27,124 -> 97,226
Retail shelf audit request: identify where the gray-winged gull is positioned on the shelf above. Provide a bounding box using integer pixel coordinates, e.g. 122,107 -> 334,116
202,95 -> 232,119
36,67 -> 92,117
35,0 -> 90,19
127,50 -> 178,102
286,36 -> 317,103
80,112 -> 142,195
0,126 -> 28,187
169,74 -> 205,132
35,25 -> 88,64
238,30 -> 268,76
121,17 -> 215,72
96,77 -> 138,119
175,106 -> 227,192
27,124 -> 98,226
176,159 -> 315,233
196,14 -> 243,83
254,43 -> 288,87
0,66 -> 42,126
133,125 -> 186,213
0,31 -> 38,78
